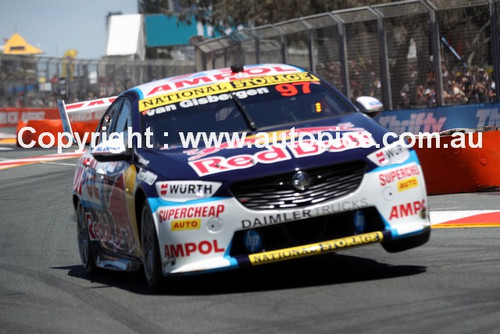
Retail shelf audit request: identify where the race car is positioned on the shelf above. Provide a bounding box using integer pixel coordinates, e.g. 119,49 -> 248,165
60,63 -> 430,289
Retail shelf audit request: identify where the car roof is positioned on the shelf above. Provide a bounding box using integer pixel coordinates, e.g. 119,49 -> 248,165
129,63 -> 306,100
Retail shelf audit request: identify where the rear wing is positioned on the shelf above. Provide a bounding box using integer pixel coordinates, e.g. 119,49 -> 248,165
57,96 -> 117,142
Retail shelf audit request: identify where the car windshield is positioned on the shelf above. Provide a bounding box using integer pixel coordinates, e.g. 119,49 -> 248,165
140,76 -> 355,148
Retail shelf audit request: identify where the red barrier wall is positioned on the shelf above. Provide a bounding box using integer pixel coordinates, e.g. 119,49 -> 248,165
16,119 -> 99,147
0,107 -> 59,127
413,131 -> 500,195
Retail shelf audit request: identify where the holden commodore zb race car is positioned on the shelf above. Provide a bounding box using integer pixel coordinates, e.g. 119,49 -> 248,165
59,63 -> 430,289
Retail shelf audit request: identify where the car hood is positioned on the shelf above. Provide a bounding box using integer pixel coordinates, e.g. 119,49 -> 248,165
137,112 -> 395,182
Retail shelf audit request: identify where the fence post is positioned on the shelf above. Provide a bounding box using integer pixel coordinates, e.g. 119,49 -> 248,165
491,0 -> 500,103
280,31 -> 288,64
194,44 -> 206,71
299,19 -> 315,72
332,13 -> 350,98
308,30 -> 315,72
370,7 -> 393,110
253,32 -> 261,65
423,0 -> 444,106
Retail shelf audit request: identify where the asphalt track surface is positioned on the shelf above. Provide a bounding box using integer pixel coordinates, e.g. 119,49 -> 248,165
1,145 -> 500,334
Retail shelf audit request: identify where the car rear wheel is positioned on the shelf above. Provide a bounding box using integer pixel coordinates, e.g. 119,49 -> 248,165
76,201 -> 97,274
141,200 -> 163,289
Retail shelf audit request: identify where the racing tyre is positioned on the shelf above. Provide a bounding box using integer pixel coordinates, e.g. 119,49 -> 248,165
141,200 -> 163,289
76,201 -> 97,274
382,228 -> 430,253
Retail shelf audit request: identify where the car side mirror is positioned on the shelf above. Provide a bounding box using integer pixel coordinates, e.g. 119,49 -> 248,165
92,137 -> 132,162
355,96 -> 383,118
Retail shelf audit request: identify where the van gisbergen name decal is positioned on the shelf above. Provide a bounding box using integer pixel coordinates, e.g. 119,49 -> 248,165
245,231 -> 384,266
139,72 -> 319,112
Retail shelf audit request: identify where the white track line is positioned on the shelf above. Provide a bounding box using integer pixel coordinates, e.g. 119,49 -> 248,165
430,210 -> 500,225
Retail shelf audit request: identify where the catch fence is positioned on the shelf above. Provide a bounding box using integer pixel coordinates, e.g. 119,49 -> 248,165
194,0 -> 500,110
0,55 -> 195,108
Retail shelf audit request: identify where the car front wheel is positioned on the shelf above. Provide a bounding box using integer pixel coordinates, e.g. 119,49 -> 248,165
141,200 -> 163,289
76,201 -> 96,274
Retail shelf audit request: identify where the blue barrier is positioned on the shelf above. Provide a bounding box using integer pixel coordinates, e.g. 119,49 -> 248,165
375,103 -> 500,135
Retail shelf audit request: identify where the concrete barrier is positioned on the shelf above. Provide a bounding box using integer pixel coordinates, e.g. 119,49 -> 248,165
413,130 -> 500,195
0,107 -> 59,128
16,119 -> 99,148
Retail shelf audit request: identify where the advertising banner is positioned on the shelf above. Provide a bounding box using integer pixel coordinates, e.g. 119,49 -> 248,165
375,103 -> 500,134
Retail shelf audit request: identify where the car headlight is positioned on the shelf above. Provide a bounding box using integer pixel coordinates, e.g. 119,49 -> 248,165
155,181 -> 222,202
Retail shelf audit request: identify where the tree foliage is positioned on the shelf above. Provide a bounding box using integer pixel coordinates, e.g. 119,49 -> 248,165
139,0 -> 171,14
141,0 -> 398,35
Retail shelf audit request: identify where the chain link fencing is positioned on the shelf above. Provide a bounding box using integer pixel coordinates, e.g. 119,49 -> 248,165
1,0 -> 498,111
0,55 -> 195,108
194,0 -> 500,111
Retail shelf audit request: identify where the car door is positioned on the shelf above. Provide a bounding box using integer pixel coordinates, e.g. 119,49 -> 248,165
92,97 -> 141,258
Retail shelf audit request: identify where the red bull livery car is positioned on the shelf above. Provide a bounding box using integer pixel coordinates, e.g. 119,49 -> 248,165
61,63 -> 430,288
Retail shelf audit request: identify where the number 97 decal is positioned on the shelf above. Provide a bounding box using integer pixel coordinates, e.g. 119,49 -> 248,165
275,82 -> 312,96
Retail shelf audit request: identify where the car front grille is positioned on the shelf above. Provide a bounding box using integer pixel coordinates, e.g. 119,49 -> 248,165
230,161 -> 366,210
229,207 -> 385,257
